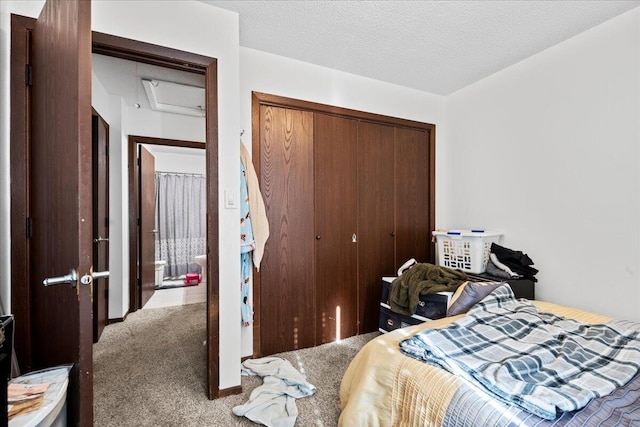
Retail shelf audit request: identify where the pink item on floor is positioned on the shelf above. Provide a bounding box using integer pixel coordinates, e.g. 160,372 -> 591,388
184,273 -> 201,285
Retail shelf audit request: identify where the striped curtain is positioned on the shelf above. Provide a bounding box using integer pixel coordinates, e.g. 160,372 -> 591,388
154,172 -> 206,277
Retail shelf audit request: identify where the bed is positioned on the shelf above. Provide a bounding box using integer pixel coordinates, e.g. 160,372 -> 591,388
338,284 -> 640,427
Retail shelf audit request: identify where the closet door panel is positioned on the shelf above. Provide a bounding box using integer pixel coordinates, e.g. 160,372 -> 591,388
259,105 -> 315,355
314,113 -> 358,344
357,122 -> 395,333
395,128 -> 431,267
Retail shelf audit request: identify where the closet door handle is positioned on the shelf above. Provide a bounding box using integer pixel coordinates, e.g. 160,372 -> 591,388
390,231 -> 396,237
315,235 -> 321,240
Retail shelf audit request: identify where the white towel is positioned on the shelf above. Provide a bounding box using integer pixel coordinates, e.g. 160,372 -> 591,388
232,357 -> 316,427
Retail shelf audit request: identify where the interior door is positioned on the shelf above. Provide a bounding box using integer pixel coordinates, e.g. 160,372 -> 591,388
92,114 -> 109,342
314,113 -> 358,343
357,122 -> 396,333
29,0 -> 93,424
139,145 -> 157,308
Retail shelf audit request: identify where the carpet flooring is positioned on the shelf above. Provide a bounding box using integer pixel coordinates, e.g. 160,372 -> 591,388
93,303 -> 378,426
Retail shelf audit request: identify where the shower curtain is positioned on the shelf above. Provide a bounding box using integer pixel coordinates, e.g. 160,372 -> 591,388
155,172 -> 206,277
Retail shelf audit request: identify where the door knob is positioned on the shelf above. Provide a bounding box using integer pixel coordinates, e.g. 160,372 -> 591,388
390,231 -> 396,237
92,271 -> 110,280
43,269 -> 77,287
315,235 -> 321,240
352,234 -> 357,243
79,271 -> 110,286
43,269 -> 110,287
93,236 -> 109,243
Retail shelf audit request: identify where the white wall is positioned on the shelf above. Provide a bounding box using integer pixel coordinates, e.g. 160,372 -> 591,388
2,0 -> 241,391
238,47 -> 446,356
444,8 -> 640,321
150,148 -> 206,175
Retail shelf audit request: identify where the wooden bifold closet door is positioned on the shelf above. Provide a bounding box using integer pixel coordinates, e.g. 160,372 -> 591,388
356,122 -> 396,334
255,94 -> 434,356
314,113 -> 358,344
259,105 -> 315,356
395,127 -> 431,266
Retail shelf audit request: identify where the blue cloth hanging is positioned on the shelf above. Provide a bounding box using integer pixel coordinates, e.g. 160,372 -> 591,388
241,160 -> 255,326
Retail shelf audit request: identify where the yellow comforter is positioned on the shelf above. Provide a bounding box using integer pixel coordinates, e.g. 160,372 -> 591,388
338,302 -> 611,427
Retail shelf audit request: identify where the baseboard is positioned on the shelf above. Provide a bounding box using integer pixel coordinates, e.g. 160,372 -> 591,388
219,385 -> 242,397
108,312 -> 128,324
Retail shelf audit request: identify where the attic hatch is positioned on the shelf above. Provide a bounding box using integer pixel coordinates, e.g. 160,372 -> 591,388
142,78 -> 205,117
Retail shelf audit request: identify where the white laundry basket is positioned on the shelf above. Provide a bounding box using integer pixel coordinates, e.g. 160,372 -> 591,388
432,230 -> 503,274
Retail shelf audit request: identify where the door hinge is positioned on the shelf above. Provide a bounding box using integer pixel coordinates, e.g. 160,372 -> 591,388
25,64 -> 32,86
25,217 -> 33,238
137,218 -> 141,226
137,157 -> 140,166
104,288 -> 109,299
105,145 -> 109,156
104,217 -> 109,228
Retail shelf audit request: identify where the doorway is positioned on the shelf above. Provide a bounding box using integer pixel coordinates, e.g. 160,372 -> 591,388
128,136 -> 208,312
10,18 -> 222,425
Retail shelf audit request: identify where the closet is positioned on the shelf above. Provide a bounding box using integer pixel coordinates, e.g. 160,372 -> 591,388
253,93 -> 434,356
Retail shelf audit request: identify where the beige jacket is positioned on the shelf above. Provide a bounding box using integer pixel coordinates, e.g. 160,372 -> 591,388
240,142 -> 269,270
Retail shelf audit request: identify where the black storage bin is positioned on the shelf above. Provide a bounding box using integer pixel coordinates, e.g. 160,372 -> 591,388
381,277 -> 451,321
378,304 -> 425,333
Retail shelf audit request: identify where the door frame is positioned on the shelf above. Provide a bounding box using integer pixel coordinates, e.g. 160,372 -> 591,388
128,136 -> 206,313
92,110 -> 110,343
10,17 -> 222,399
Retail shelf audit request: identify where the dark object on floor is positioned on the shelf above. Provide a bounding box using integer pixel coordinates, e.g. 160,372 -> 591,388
490,243 -> 538,282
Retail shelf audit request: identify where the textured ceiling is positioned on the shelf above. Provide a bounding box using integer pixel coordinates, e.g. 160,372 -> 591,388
203,1 -> 639,95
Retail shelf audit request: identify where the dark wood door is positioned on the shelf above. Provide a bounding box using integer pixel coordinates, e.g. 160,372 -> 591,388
259,105 -> 315,355
139,145 -> 157,308
30,0 -> 93,424
314,113 -> 358,343
357,122 -> 396,333
395,128 -> 431,266
92,114 -> 109,342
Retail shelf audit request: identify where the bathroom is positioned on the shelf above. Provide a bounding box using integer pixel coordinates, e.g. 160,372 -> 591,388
146,143 -> 207,309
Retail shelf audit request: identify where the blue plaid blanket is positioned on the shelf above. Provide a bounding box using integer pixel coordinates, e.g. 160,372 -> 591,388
399,284 -> 640,420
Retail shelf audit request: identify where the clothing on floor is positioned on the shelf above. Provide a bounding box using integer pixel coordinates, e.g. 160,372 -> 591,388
232,357 -> 316,427
389,263 -> 468,316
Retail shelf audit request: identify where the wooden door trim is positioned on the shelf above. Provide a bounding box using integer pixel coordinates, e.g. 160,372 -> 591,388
253,91 -> 435,131
92,31 -> 210,74
11,17 -> 221,401
92,111 -> 110,343
251,92 -> 437,356
127,135 -> 205,314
